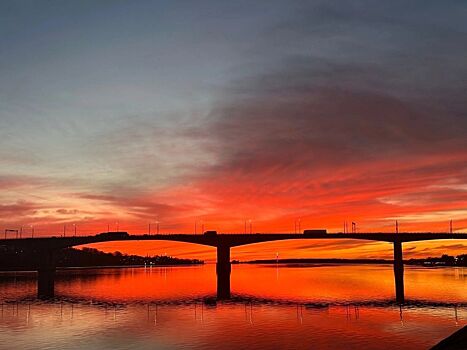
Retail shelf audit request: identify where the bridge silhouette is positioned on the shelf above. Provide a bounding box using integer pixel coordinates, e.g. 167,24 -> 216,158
2,232 -> 466,302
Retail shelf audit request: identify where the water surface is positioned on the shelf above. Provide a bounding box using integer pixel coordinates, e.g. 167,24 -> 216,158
0,264 -> 465,349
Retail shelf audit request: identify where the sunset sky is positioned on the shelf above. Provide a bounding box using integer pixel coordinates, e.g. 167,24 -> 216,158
1,1 -> 466,261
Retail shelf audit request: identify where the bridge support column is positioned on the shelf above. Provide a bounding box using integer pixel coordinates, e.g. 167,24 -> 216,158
393,240 -> 404,304
37,250 -> 56,299
216,245 -> 231,299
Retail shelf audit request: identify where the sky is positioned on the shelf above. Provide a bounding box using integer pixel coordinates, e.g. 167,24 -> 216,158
1,1 -> 466,261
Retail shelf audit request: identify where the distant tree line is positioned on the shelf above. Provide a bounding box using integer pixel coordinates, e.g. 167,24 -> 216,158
406,254 -> 466,266
0,246 -> 203,270
236,254 -> 467,266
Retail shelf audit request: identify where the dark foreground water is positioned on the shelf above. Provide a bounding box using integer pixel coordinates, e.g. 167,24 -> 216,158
0,264 -> 465,349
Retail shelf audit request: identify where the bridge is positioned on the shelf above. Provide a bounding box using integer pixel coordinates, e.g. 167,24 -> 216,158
1,232 -> 466,302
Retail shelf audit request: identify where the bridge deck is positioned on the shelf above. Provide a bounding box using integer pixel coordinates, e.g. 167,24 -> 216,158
2,232 -> 466,250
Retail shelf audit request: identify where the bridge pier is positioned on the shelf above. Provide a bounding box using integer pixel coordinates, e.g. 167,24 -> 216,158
37,267 -> 55,298
37,250 -> 56,299
393,240 -> 405,304
216,245 -> 231,299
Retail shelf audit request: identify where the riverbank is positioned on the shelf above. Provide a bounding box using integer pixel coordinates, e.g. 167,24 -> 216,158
431,325 -> 467,349
236,254 -> 466,267
0,247 -> 204,270
0,263 -> 205,274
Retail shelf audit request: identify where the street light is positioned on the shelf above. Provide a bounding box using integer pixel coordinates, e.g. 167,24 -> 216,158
195,220 -> 202,234
294,218 -> 302,234
249,219 -> 252,234
4,229 -> 19,239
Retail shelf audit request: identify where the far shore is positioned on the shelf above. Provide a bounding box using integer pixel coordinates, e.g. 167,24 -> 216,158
1,253 -> 464,272
0,263 -> 205,273
234,255 -> 466,267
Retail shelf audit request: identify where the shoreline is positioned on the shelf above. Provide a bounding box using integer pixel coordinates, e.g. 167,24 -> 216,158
234,258 -> 466,267
0,263 -> 204,273
431,325 -> 467,349
1,260 -> 464,274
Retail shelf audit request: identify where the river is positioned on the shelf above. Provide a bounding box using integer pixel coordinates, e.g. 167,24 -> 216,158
0,264 -> 465,349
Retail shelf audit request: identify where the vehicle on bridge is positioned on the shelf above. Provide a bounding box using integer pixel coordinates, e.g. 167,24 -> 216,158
95,231 -> 130,239
303,229 -> 327,236
204,230 -> 218,237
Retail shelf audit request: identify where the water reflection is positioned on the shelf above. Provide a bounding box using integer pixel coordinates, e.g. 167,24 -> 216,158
0,264 -> 465,350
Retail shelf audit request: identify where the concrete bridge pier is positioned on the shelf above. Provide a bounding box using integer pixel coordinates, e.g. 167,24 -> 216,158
37,250 -> 56,299
393,240 -> 405,304
216,245 -> 231,299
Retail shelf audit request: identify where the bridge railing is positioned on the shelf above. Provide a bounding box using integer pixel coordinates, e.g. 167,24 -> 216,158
2,229 -> 465,240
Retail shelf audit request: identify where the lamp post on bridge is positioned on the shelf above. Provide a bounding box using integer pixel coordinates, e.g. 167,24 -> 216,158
195,220 -> 202,234
294,218 -> 301,234
4,229 -> 19,239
